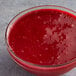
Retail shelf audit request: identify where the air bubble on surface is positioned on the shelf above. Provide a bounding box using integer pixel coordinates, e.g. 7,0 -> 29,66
61,36 -> 63,39
57,55 -> 60,59
39,54 -> 42,56
51,57 -> 54,60
43,27 -> 59,45
42,38 -> 51,45
43,21 -> 47,24
45,27 -> 52,36
44,34 -> 47,37
22,36 -> 27,39
36,40 -> 39,42
33,54 -> 36,57
52,32 -> 59,42
48,60 -> 52,64
45,47 -> 48,50
53,19 -> 59,25
58,13 -> 66,26
37,16 -> 41,19
49,19 -> 51,23
11,44 -> 14,48
21,50 -> 24,53
40,61 -> 43,63
71,24 -> 74,27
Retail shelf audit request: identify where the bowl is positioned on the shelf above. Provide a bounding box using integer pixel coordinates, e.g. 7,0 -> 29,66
5,5 -> 76,76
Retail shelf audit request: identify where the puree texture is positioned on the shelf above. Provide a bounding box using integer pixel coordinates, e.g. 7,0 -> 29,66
8,9 -> 76,65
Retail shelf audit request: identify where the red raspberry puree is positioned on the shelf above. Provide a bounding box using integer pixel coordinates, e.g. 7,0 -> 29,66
8,9 -> 76,66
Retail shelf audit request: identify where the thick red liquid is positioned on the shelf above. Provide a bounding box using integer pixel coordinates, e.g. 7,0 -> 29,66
8,9 -> 76,65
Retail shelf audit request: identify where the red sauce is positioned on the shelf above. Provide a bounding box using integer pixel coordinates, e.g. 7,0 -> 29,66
8,9 -> 76,65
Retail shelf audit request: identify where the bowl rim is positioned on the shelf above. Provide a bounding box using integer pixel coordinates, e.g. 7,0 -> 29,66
5,5 -> 76,68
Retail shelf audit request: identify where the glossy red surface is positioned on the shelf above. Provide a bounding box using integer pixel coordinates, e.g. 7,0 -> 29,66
8,9 -> 76,66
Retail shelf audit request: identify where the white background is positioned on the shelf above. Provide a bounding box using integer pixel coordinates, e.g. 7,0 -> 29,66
0,0 -> 76,76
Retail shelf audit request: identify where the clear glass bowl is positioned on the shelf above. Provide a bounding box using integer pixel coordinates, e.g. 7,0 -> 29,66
5,5 -> 76,76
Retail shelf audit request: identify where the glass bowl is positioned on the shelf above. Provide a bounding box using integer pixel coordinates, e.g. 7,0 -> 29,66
5,5 -> 76,76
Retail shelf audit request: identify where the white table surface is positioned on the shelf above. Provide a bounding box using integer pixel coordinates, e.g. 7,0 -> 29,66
0,0 -> 76,76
